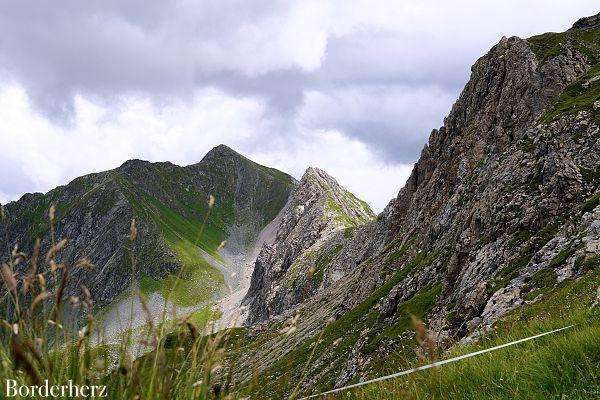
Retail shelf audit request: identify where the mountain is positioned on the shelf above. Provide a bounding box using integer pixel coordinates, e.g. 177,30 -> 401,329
217,13 -> 600,398
243,167 -> 375,324
2,11 -> 600,399
0,145 -> 297,318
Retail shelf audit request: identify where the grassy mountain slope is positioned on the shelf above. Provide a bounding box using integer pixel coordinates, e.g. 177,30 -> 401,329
0,145 -> 295,311
351,268 -> 599,399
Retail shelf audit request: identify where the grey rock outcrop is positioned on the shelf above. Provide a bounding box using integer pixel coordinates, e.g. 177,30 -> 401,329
228,14 -> 600,397
379,30 -> 598,333
243,167 -> 375,324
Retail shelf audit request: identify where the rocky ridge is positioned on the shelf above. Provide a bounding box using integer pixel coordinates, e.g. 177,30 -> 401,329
243,167 -> 375,324
224,13 -> 600,398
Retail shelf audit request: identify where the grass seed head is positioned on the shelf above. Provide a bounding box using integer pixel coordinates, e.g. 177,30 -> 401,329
46,238 -> 68,262
37,274 -> 46,289
11,337 -> 41,385
192,379 -> 204,388
411,314 -> 437,363
75,258 -> 95,271
69,296 -> 80,307
47,320 -> 63,329
1,263 -> 17,295
31,292 -> 49,311
138,292 -> 155,333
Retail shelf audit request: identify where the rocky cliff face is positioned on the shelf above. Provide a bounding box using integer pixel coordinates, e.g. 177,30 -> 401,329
225,14 -> 600,398
243,167 -> 375,324
1,145 -> 295,317
380,17 -> 600,336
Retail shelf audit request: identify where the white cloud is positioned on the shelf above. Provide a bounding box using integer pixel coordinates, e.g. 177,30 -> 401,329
297,85 -> 455,160
0,1 -> 598,211
0,84 -> 410,212
0,85 -> 267,198
247,129 -> 413,211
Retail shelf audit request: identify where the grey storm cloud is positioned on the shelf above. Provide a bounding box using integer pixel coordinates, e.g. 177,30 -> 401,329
0,0 -> 295,116
0,0 -> 598,164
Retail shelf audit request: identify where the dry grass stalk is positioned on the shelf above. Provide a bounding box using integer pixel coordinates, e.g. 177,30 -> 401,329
0,201 -> 239,399
23,239 -> 41,294
21,337 -> 46,372
11,336 -> 41,385
187,322 -> 198,341
48,204 -> 56,223
45,238 -> 68,262
74,257 -> 95,271
11,245 -> 27,265
129,218 -> 138,242
37,273 -> 46,290
50,263 -> 69,322
31,292 -> 49,311
48,204 -> 57,248
1,262 -> 17,295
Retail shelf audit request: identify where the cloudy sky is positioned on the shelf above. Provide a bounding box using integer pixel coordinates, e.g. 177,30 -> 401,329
0,1 -> 597,211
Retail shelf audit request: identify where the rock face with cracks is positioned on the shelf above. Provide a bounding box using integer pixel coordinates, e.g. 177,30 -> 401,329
223,13 -> 600,398
243,167 -> 375,324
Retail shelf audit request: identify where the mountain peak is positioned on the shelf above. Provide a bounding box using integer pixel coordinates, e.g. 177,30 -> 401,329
211,143 -> 237,153
118,158 -> 149,168
297,166 -> 374,223
570,12 -> 600,31
204,144 -> 242,159
197,144 -> 251,168
301,166 -> 339,188
116,158 -> 154,175
243,167 -> 375,323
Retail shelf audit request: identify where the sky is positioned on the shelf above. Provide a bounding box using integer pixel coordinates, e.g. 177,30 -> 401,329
0,1 -> 598,212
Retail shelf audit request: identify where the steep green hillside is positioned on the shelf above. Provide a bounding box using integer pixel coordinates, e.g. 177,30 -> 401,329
0,145 -> 296,311
348,267 -> 600,399
226,249 -> 598,400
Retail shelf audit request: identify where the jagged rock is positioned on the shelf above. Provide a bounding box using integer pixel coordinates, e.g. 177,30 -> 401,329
229,14 -> 600,395
481,286 -> 524,326
466,317 -> 482,332
243,167 -> 374,324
